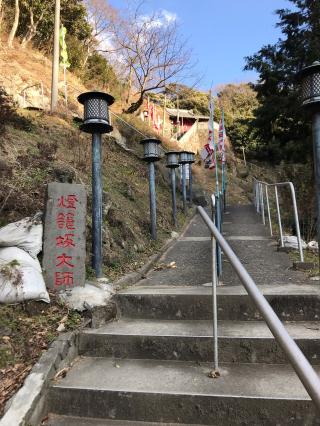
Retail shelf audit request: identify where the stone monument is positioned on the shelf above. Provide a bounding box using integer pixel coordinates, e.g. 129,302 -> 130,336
43,182 -> 87,290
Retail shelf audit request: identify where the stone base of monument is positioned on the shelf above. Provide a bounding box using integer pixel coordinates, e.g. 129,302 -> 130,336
57,281 -> 114,312
57,280 -> 116,328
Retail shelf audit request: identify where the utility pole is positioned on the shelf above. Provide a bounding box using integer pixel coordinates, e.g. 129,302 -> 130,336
51,0 -> 60,112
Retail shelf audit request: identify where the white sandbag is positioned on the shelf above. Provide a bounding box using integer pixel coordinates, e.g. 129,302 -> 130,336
0,247 -> 49,304
307,240 -> 319,251
283,235 -> 307,250
0,213 -> 43,258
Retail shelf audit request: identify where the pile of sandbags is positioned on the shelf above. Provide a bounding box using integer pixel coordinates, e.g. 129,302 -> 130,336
0,213 -> 50,304
282,235 -> 307,250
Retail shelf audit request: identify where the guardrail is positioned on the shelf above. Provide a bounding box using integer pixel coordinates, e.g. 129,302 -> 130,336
253,177 -> 304,262
197,203 -> 320,410
21,82 -> 45,110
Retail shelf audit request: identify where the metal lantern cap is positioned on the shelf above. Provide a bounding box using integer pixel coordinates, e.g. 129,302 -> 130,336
165,151 -> 180,168
297,61 -> 320,109
140,138 -> 162,162
78,91 -> 114,134
186,151 -> 195,163
179,151 -> 190,164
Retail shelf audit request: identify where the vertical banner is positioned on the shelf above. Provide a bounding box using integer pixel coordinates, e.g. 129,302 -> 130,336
208,90 -> 219,194
59,25 -> 70,106
218,109 -> 226,192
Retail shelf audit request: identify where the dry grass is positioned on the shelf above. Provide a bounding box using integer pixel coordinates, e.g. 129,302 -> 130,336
0,294 -> 83,417
0,38 -> 86,114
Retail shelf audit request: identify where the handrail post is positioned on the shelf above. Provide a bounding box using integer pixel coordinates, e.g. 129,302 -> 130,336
260,183 -> 265,225
274,186 -> 284,247
210,195 -> 219,371
289,182 -> 304,262
197,206 -> 320,411
265,186 -> 273,236
211,194 -> 215,221
215,193 -> 222,277
253,179 -> 304,261
211,231 -> 219,371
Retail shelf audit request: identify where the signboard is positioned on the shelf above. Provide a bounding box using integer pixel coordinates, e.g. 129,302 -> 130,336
43,183 -> 86,290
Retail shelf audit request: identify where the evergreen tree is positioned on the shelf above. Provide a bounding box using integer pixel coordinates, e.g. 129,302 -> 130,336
244,0 -> 320,163
217,83 -> 259,154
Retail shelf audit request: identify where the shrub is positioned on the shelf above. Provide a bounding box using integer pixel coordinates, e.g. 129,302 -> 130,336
0,87 -> 33,134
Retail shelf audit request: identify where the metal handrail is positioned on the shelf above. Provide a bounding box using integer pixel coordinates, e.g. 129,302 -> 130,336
197,204 -> 320,411
253,177 -> 304,262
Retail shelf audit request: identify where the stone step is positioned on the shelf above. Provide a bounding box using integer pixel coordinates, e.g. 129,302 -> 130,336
49,356 -> 320,425
79,318 -> 320,364
46,414 -> 201,426
115,284 -> 320,321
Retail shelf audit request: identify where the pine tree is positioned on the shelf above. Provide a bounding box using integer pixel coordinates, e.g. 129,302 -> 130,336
244,0 -> 320,162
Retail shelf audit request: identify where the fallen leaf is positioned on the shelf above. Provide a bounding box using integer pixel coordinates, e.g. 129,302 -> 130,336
56,323 -> 66,332
59,314 -> 68,324
154,263 -> 165,271
54,367 -> 70,381
207,370 -> 220,379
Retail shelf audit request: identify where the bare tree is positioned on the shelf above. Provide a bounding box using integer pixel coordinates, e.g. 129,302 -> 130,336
107,6 -> 193,113
7,0 -> 20,48
83,0 -> 117,66
0,0 -> 3,33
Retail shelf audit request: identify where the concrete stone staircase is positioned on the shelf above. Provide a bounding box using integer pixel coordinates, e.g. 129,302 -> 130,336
47,205 -> 320,425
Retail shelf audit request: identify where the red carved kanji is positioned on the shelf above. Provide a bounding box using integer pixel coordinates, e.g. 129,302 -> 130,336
56,253 -> 74,268
55,212 -> 75,230
66,212 -> 75,230
55,271 -> 74,286
57,195 -> 78,209
56,234 -> 75,248
56,212 -> 65,229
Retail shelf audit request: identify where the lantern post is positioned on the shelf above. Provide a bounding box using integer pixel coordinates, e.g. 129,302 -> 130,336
179,151 -> 189,214
78,91 -> 114,278
298,61 -> 320,267
165,151 -> 180,226
140,138 -> 162,240
186,151 -> 195,205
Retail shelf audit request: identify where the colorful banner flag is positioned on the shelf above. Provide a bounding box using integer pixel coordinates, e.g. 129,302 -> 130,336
208,93 -> 214,150
59,26 -> 70,68
210,91 -> 219,190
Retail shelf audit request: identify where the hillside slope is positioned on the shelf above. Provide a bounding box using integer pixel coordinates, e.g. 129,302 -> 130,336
0,42 -> 194,279
0,39 -> 86,113
0,42 -> 245,280
0,108 -> 192,280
